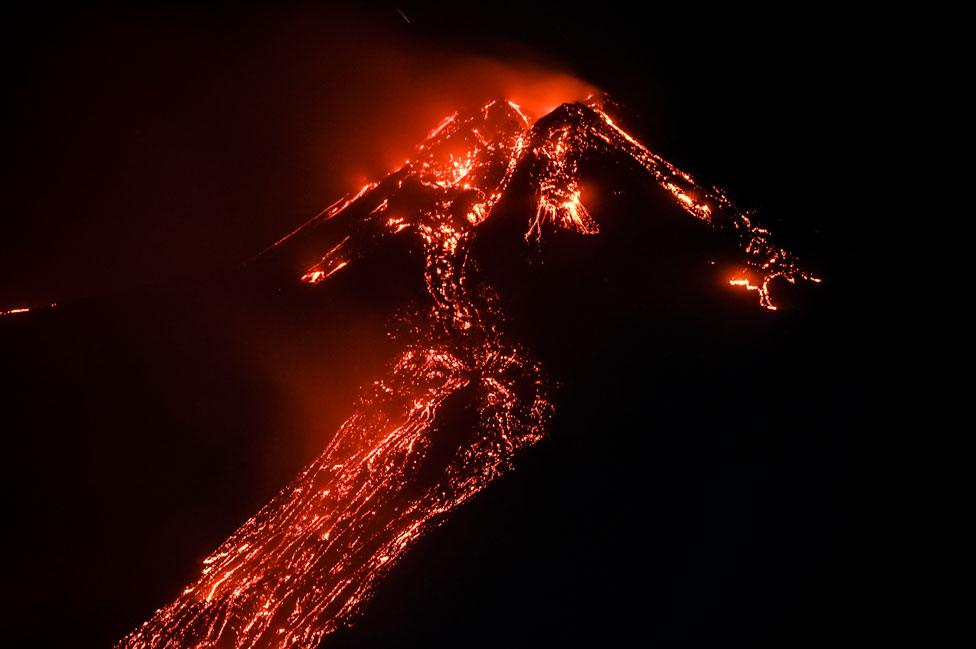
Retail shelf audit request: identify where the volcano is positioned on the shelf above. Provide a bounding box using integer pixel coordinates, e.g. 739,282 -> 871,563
89,97 -> 824,649
252,97 -> 817,311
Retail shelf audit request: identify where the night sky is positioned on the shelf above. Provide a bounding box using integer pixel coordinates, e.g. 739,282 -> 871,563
1,3 -> 928,647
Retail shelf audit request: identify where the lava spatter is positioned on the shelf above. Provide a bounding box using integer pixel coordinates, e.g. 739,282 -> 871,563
118,97 -> 819,649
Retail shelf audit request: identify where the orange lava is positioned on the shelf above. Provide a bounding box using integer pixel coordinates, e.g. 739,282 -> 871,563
119,97 -> 818,649
0,303 -> 56,318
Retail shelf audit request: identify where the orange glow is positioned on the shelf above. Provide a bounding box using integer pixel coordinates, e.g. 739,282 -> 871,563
0,303 -> 56,318
301,270 -> 326,284
728,272 -> 778,309
119,97 -> 819,649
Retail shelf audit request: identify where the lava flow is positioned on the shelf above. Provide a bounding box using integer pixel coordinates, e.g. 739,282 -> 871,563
118,97 -> 819,649
0,303 -> 56,318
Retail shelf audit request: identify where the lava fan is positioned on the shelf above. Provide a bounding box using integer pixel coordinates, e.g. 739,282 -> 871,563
117,97 -> 820,649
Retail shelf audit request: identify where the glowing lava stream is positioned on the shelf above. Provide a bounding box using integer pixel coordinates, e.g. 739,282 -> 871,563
118,98 -> 818,649
0,303 -> 56,318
